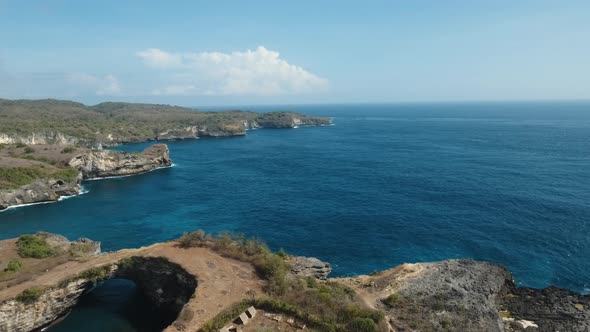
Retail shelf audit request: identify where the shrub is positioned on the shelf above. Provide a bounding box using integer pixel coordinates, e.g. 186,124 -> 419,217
61,146 -> 76,154
23,147 -> 35,153
178,230 -> 208,248
4,259 -> 22,272
77,265 -> 112,282
15,142 -> 26,148
346,318 -> 378,332
16,287 -> 45,303
16,234 -> 55,258
381,293 -> 401,308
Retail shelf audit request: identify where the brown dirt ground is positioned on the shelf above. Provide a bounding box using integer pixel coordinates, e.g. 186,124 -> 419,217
0,144 -> 83,168
0,241 -> 264,331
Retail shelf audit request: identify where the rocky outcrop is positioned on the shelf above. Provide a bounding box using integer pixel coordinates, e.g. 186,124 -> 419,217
0,175 -> 82,210
501,283 -> 590,332
36,232 -> 101,257
287,256 -> 332,280
336,259 -> 590,332
68,143 -> 172,179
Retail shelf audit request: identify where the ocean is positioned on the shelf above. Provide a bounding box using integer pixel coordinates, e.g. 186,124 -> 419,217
2,101 -> 590,330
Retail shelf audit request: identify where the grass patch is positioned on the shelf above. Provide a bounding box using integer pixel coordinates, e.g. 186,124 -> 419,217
16,286 -> 46,303
381,293 -> 402,308
0,166 -> 79,190
16,234 -> 55,259
200,300 -> 252,332
4,259 -> 22,272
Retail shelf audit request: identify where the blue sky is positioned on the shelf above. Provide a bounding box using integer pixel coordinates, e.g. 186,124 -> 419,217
0,0 -> 588,106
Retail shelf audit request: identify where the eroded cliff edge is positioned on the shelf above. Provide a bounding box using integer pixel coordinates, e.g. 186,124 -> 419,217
0,232 -> 588,332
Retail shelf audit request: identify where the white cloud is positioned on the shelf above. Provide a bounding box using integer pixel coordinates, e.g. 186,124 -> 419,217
136,46 -> 328,96
68,73 -> 121,95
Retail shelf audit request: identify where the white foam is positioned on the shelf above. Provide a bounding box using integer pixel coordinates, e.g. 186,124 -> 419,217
1,185 -> 90,212
0,200 -> 56,212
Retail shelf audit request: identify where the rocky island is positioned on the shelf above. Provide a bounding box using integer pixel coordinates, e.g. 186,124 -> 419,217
0,98 -> 331,210
0,231 -> 588,332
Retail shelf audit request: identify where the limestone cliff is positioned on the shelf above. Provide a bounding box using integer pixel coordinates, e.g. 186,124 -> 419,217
0,175 -> 82,210
0,279 -> 89,332
69,143 -> 172,179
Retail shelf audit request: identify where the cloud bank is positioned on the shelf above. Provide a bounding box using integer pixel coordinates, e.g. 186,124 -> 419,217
137,46 -> 328,96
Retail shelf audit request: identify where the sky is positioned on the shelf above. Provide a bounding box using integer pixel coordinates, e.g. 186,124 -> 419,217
0,0 -> 589,106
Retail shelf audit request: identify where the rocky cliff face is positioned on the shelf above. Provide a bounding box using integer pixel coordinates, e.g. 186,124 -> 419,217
0,279 -> 89,332
0,175 -> 82,210
336,259 -> 590,332
69,143 -> 172,179
0,132 -> 102,149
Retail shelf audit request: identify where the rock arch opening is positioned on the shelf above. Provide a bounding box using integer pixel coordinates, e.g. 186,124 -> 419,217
50,256 -> 197,332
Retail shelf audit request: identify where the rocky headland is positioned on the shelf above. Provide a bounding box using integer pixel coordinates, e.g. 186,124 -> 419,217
0,143 -> 173,210
68,143 -> 172,179
0,232 -> 588,332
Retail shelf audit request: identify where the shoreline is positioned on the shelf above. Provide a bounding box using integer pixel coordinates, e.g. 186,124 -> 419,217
0,163 -> 175,212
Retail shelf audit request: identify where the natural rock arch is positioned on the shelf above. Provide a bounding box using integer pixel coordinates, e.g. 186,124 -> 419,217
110,256 -> 198,323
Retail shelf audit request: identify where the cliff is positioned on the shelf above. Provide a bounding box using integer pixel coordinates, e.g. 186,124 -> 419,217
0,175 -> 82,210
69,143 -> 172,179
0,143 -> 172,210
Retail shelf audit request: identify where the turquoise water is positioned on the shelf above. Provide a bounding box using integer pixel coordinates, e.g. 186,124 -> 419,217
2,102 -> 590,330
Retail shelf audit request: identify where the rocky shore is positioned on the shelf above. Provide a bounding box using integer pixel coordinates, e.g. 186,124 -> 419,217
0,144 -> 173,211
0,176 -> 82,211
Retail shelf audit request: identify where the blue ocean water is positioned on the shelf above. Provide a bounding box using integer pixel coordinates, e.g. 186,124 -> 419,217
2,102 -> 590,317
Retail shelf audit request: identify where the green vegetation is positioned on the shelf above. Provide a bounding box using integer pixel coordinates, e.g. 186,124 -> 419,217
57,264 -> 113,288
184,231 -> 384,332
4,259 -> 22,272
16,234 -> 55,258
0,166 -> 78,190
16,286 -> 46,303
381,293 -> 402,308
77,265 -> 112,281
15,142 -> 26,148
23,147 -> 35,153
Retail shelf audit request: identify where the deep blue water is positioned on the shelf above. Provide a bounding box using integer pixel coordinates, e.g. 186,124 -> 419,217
2,101 -> 590,330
